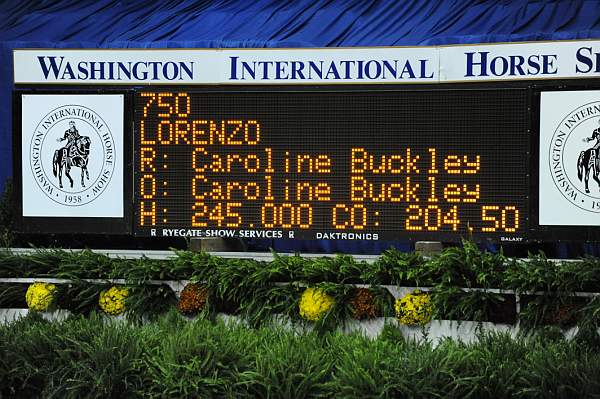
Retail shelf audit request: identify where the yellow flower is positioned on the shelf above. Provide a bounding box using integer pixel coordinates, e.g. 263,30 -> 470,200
299,287 -> 334,321
99,286 -> 129,315
395,290 -> 434,326
25,282 -> 56,312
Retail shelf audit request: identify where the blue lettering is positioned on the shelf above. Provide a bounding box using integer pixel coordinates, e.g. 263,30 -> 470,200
399,61 -> 415,79
382,60 -> 397,79
133,62 -> 148,80
38,58 -> 194,81
275,61 -> 289,79
308,61 -> 323,79
147,61 -> 160,80
241,61 -> 256,79
89,62 -> 104,80
576,47 -> 594,73
37,56 -> 64,79
259,61 -> 273,79
77,62 -> 89,79
419,59 -> 434,79
490,56 -> 508,76
541,54 -> 557,74
527,55 -> 541,74
118,62 -> 132,80
364,60 -> 381,79
357,60 -> 365,79
509,55 -> 525,75
466,51 -> 557,77
179,62 -> 193,80
61,62 -> 75,79
108,62 -> 115,80
163,62 -> 178,80
465,52 -> 488,77
291,61 -> 306,79
340,60 -> 355,79
325,62 -> 340,79
229,56 -> 239,79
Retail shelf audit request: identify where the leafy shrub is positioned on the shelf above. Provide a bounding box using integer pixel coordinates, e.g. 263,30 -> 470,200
368,248 -> 427,285
0,179 -> 13,247
138,316 -> 256,398
238,331 -> 335,398
126,284 -> 177,322
1,314 -> 600,397
2,241 -> 600,332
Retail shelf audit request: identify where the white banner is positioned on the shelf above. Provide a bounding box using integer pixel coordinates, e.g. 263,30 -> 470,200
21,94 -> 124,217
14,39 -> 600,85
14,47 -> 439,84
539,90 -> 600,226
441,41 -> 600,81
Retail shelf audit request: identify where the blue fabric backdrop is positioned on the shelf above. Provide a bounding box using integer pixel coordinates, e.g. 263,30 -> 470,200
1,0 -> 599,252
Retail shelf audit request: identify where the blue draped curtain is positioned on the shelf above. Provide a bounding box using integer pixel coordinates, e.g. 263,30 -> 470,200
1,0 -> 599,253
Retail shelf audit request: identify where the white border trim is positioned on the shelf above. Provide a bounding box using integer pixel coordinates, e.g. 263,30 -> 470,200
14,39 -> 600,85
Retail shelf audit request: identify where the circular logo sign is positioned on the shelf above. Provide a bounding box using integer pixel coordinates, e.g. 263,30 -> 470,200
548,101 -> 600,213
29,105 -> 116,206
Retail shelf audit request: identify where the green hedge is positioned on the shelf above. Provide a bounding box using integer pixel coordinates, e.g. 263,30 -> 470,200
3,243 -> 600,292
2,243 -> 600,331
1,312 -> 600,399
0,179 -> 12,247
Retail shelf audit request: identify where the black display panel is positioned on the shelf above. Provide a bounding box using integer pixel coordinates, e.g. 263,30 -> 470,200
133,88 -> 529,241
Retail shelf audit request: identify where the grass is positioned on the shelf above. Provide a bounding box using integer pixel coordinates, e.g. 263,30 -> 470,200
1,312 -> 600,398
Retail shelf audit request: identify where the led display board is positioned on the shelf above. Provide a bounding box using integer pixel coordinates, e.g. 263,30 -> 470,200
133,88 -> 529,241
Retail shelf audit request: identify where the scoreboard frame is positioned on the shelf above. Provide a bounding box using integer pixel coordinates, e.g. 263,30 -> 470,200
11,81 -> 600,242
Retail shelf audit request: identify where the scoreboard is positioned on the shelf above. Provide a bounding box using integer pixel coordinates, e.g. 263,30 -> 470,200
14,43 -> 600,243
17,84 -> 600,242
133,88 -> 529,241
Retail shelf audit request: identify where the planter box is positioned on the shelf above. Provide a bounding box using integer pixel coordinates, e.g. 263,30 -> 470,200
0,308 -> 71,323
1,277 -> 599,344
519,294 -> 589,328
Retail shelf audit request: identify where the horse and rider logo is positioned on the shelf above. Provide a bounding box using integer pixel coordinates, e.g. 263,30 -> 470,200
53,121 -> 91,189
577,119 -> 600,194
548,101 -> 600,214
28,104 -> 116,207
